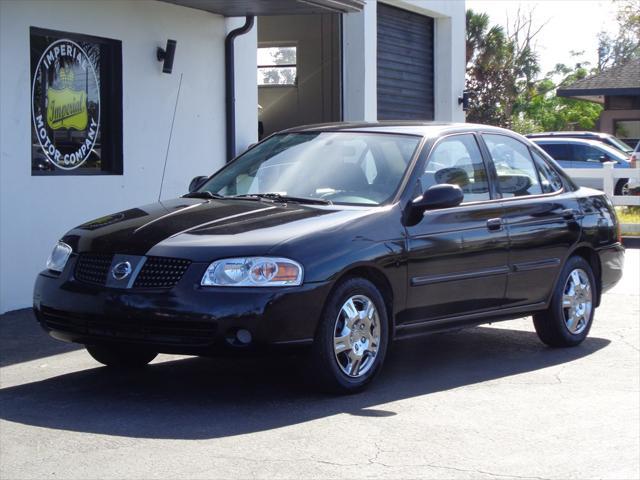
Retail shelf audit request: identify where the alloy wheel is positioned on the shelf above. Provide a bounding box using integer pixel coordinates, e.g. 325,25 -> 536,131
562,268 -> 593,335
333,294 -> 381,378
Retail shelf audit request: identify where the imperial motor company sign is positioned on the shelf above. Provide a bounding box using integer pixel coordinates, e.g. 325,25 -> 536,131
31,38 -> 100,170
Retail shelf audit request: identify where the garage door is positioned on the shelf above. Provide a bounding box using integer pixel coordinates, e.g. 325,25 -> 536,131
377,3 -> 434,120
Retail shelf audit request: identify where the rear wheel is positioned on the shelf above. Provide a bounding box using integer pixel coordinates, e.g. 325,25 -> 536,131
309,278 -> 389,394
533,256 -> 596,347
86,344 -> 157,368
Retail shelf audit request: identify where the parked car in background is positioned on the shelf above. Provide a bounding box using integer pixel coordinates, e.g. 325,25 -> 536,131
531,137 -> 634,195
630,142 -> 640,195
631,141 -> 640,166
33,122 -> 625,393
526,131 -> 634,155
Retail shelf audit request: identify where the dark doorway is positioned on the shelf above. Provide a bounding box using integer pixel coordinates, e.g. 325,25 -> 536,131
257,14 -> 341,137
377,4 -> 434,120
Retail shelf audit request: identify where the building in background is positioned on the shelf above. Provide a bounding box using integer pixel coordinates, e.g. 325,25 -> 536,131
0,0 -> 465,313
558,58 -> 640,147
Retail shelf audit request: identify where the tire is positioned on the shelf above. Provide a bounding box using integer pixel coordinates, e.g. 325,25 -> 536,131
309,277 -> 389,394
86,344 -> 157,368
614,178 -> 630,196
533,255 -> 596,347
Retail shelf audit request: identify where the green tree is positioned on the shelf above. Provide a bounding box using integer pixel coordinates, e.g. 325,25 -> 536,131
512,58 -> 603,134
597,0 -> 640,70
465,9 -> 542,127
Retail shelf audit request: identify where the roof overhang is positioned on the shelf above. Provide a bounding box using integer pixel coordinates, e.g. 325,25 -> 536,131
557,87 -> 640,104
159,0 -> 365,16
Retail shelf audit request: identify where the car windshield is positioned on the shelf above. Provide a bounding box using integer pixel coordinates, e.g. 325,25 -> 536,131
606,135 -> 634,153
198,132 -> 421,206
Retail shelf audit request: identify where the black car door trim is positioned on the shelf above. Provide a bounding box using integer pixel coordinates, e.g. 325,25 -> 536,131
411,265 -> 511,286
511,258 -> 561,272
395,301 -> 548,335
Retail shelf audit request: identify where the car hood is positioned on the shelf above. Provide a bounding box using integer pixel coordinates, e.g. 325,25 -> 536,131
62,197 -> 374,261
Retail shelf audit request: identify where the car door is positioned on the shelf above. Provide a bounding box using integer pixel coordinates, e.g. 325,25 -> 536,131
402,133 -> 509,324
570,143 -> 607,190
536,142 -> 572,169
482,134 -> 581,308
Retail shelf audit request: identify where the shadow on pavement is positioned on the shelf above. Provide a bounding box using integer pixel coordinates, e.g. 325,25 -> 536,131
0,309 -> 81,367
0,325 -> 609,440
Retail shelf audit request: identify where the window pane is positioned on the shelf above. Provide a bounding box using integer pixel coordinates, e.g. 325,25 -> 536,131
484,134 -> 542,197
258,67 -> 296,86
422,134 -> 490,202
257,46 -> 297,66
538,143 -> 570,160
573,144 -> 609,163
615,120 -> 640,142
532,150 -> 563,193
30,28 -> 122,175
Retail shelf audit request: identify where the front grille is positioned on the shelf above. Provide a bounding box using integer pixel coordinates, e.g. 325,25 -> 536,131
74,253 -> 191,289
74,253 -> 114,285
40,307 -> 217,346
134,257 -> 191,289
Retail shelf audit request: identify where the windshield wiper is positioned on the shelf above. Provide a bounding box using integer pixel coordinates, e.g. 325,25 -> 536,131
182,191 -> 226,199
234,193 -> 332,205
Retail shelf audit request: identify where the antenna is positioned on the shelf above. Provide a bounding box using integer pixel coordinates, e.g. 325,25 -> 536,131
158,73 -> 183,202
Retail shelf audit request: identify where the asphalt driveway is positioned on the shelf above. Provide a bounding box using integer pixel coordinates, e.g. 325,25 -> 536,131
1,249 -> 638,479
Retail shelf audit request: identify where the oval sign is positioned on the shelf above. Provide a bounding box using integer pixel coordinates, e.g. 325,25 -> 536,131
31,39 -> 101,170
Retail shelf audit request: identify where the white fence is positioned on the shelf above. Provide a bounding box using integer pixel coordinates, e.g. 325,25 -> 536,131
564,162 -> 639,235
563,162 -> 640,207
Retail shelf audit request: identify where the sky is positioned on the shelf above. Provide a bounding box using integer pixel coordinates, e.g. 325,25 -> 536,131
466,0 -> 620,76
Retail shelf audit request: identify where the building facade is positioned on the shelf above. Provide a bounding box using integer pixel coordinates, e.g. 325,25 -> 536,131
0,0 -> 465,313
558,58 -> 640,147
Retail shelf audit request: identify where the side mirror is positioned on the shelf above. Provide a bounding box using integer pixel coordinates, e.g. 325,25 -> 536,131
188,176 -> 208,193
404,184 -> 464,226
599,155 -> 609,163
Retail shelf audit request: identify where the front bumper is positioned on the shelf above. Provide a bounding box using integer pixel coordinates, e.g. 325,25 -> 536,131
33,256 -> 332,355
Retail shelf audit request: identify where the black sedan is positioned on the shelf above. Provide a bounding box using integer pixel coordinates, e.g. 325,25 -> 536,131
33,122 -> 625,393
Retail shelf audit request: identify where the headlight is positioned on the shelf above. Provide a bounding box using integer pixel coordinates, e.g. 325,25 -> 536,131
46,241 -> 72,273
201,257 -> 303,287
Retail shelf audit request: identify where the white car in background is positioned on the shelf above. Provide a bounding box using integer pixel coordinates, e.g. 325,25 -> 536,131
532,137 -> 636,195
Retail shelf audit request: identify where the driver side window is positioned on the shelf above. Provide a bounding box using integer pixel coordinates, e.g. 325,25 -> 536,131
421,134 -> 490,202
572,144 -> 606,163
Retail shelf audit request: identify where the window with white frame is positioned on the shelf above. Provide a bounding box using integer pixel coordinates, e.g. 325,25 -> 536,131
257,45 -> 297,86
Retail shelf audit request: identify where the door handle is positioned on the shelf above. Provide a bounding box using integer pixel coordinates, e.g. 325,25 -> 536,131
486,218 -> 503,231
561,208 -> 582,220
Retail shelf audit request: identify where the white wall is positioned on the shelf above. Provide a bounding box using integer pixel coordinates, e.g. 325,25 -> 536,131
0,0 -> 256,313
343,0 -> 378,122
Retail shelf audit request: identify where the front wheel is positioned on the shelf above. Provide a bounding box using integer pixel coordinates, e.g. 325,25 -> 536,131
615,178 -> 630,196
533,256 -> 596,347
86,344 -> 157,368
309,278 -> 389,394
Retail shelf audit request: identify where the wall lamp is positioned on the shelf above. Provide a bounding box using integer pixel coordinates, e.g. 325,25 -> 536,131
458,90 -> 469,111
157,39 -> 177,74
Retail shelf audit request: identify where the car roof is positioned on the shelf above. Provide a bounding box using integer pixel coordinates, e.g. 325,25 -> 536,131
532,137 -> 609,145
527,131 -> 610,138
531,137 -> 627,158
281,121 -> 521,139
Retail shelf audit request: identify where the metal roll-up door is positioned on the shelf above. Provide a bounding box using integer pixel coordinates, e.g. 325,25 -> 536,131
377,3 -> 434,120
